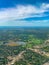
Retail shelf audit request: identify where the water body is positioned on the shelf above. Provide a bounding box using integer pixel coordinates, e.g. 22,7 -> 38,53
16,41 -> 26,45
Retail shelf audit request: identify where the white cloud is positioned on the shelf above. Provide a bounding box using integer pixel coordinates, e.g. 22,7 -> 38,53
0,3 -> 49,20
0,3 -> 49,26
41,3 -> 49,9
0,19 -> 49,26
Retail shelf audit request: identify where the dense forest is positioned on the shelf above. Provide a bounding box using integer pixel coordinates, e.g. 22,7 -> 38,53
0,27 -> 49,65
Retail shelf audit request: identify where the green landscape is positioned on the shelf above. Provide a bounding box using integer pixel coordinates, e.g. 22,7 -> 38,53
0,27 -> 49,65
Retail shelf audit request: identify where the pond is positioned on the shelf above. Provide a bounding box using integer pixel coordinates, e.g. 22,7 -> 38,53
16,41 -> 26,45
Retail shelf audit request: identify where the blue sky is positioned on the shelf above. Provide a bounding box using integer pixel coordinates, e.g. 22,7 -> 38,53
0,0 -> 49,26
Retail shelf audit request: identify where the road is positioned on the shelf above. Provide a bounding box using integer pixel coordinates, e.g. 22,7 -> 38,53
43,61 -> 49,65
6,39 -> 49,65
6,51 -> 26,65
6,47 -> 49,65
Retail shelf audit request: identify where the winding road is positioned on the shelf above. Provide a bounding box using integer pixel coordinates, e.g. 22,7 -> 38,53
6,51 -> 26,65
6,40 -> 49,65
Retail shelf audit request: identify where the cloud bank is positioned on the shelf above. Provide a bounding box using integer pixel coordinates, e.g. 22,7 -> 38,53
0,3 -> 49,26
